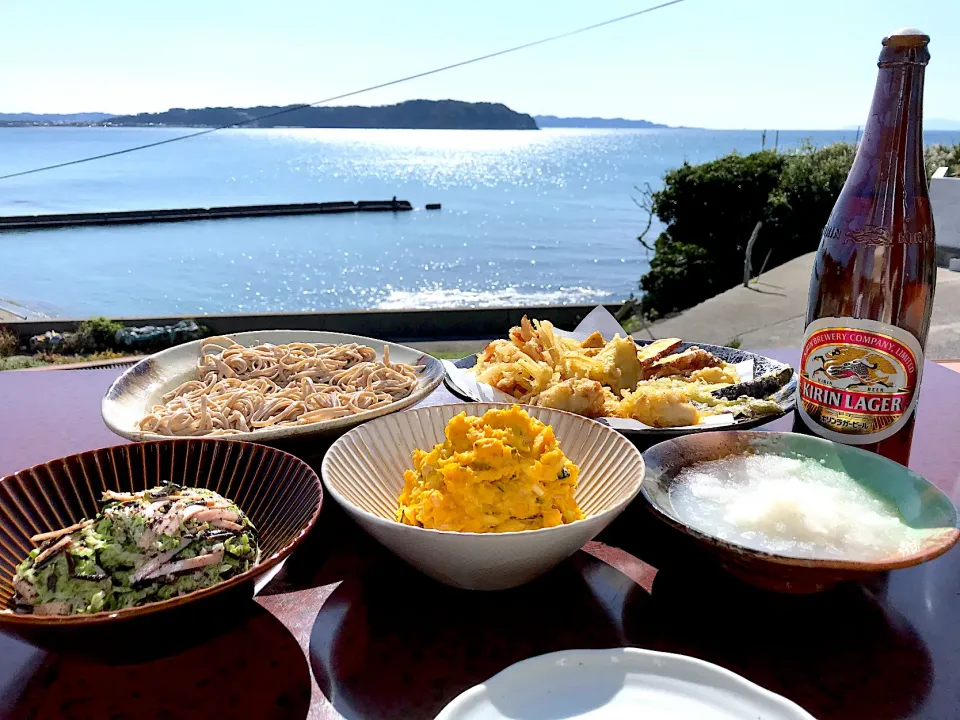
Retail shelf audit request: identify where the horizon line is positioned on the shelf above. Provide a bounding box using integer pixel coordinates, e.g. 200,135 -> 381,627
2,105 -> 959,133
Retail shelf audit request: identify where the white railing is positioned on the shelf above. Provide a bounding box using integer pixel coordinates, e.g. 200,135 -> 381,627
931,168 -> 960,270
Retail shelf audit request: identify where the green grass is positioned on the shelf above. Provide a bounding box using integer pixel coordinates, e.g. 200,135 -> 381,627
38,350 -> 132,365
0,356 -> 47,371
0,350 -> 137,372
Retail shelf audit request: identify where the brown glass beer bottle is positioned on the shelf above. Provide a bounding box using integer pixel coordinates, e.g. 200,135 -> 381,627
794,28 -> 936,466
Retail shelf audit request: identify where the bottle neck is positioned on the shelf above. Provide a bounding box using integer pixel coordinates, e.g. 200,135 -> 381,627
852,52 -> 927,194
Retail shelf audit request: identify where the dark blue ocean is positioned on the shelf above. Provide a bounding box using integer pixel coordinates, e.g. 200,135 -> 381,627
2,127 -> 958,318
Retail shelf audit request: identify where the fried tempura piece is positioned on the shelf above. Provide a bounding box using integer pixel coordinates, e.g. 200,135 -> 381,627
686,365 -> 740,384
637,338 -> 683,369
616,386 -> 702,428
534,378 -> 606,417
601,386 -> 622,417
557,353 -> 593,382
595,335 -> 642,394
475,354 -> 555,401
558,335 -> 641,395
648,347 -> 724,379
477,339 -> 523,367
508,316 -> 555,364
580,331 -> 605,349
506,316 -> 581,367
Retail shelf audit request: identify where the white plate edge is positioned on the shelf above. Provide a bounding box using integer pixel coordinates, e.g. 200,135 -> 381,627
435,647 -> 816,720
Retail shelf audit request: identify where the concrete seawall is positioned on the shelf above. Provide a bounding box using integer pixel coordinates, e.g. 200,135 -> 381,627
0,199 -> 414,231
4,304 -> 620,343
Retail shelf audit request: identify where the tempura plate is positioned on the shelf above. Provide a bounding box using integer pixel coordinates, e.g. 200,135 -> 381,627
444,340 -> 796,438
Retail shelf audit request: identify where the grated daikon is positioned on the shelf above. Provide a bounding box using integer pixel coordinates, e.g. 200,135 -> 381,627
669,454 -> 920,560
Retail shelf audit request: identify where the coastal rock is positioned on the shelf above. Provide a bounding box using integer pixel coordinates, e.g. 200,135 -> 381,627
114,319 -> 201,348
29,330 -> 65,352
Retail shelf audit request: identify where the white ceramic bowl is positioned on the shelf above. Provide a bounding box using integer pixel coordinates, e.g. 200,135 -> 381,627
102,330 -> 444,443
321,403 -> 645,590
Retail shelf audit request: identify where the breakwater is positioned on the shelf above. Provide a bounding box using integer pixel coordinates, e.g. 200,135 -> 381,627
0,199 -> 416,230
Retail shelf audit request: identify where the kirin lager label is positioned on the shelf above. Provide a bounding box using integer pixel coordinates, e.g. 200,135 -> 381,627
796,317 -> 923,444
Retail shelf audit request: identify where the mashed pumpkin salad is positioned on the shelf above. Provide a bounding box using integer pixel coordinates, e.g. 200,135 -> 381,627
396,406 -> 584,533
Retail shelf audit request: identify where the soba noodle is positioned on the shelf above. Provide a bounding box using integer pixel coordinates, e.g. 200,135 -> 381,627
138,336 -> 423,436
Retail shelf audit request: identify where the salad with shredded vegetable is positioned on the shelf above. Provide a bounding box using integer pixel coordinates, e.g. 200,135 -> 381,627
7,482 -> 259,616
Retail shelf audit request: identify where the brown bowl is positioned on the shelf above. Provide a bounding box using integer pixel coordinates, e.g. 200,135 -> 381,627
0,439 -> 322,652
641,431 -> 960,593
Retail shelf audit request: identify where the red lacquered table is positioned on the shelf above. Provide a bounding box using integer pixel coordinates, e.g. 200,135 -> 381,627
1,351 -> 959,720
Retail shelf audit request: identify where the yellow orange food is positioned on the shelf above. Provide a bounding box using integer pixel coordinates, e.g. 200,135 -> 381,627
396,406 -> 583,533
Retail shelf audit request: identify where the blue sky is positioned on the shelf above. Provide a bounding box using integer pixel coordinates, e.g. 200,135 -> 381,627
1,0 -> 958,129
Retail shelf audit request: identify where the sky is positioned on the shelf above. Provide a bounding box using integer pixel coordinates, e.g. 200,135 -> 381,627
1,0 -> 958,130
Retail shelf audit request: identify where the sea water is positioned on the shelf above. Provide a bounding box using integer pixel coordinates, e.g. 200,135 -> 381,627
2,126 -> 958,318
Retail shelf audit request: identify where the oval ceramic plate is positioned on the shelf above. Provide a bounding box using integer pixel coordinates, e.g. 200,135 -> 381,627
102,330 -> 444,443
436,647 -> 815,719
444,340 -> 796,438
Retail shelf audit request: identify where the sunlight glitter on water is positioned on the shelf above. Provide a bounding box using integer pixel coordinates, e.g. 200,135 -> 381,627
0,126 -> 902,317
375,284 -> 611,310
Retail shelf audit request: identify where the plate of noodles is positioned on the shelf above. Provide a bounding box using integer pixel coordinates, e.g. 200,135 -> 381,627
443,314 -> 795,438
102,330 -> 444,442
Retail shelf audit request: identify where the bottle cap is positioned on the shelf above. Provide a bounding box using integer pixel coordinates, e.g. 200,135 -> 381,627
883,28 -> 930,47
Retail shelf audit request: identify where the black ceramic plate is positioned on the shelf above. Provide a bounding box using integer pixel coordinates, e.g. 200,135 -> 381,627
443,340 -> 796,439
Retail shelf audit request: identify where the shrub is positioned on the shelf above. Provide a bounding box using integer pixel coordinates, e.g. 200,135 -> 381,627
925,142 -> 960,178
76,317 -> 124,351
766,141 -> 856,268
0,327 -> 17,357
638,150 -> 787,319
638,143 -> 854,319
57,331 -> 92,355
637,139 -> 959,321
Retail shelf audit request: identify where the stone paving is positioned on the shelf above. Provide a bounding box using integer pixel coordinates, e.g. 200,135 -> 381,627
645,252 -> 960,361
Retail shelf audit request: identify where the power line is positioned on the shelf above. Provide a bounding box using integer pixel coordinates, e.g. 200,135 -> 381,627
0,0 -> 687,182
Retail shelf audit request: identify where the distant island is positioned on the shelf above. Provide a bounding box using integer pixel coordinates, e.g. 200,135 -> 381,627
0,101 -> 536,130
535,115 -> 672,129
103,100 -> 537,130
0,106 -> 678,131
0,112 -> 114,125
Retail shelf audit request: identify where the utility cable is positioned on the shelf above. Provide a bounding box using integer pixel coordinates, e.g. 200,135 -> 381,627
0,0 -> 687,181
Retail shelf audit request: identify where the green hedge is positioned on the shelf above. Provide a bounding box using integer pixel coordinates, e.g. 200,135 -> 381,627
638,140 -> 960,320
926,142 -> 960,178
